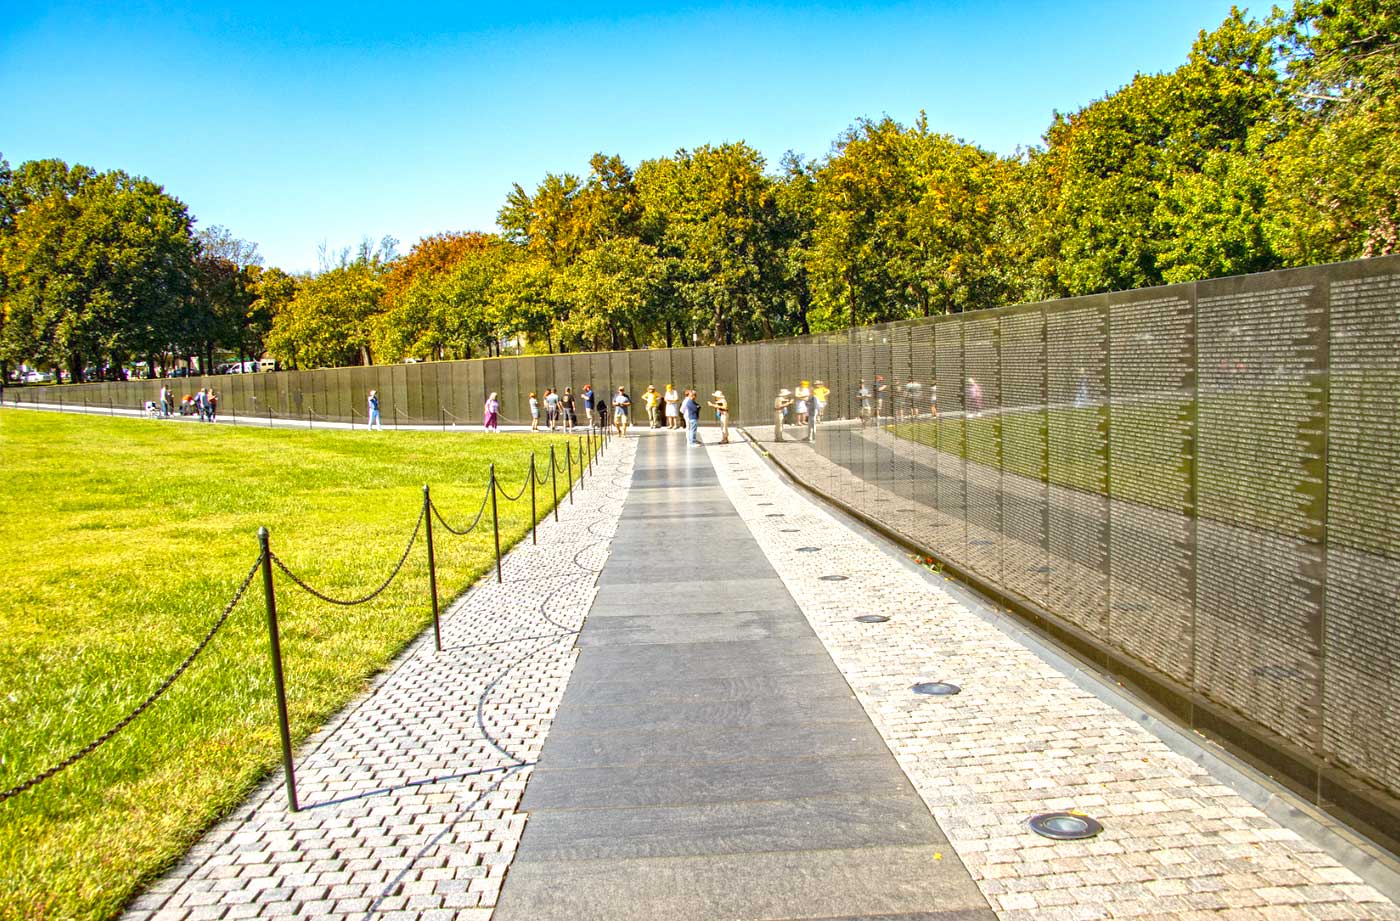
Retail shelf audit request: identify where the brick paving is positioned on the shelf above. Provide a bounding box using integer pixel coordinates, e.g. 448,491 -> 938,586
121,435 -> 636,921
711,437 -> 1400,921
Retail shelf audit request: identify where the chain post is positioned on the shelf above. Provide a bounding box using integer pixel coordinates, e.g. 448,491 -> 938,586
550,445 -> 559,522
307,410 -> 312,430
529,453 -> 538,545
489,463 -> 503,583
441,408 -> 445,432
258,527 -> 300,812
424,485 -> 441,651
566,442 -> 574,504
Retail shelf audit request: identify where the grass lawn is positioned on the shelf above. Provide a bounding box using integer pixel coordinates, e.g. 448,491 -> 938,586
0,410 -> 591,921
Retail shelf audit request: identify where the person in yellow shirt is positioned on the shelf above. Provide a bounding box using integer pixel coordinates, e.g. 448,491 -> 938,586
813,380 -> 830,424
643,384 -> 661,428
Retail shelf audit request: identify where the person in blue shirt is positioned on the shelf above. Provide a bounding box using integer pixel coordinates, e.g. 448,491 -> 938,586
681,389 -> 701,446
581,384 -> 595,430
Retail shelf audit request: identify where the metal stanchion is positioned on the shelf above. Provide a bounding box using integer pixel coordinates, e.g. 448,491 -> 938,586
307,410 -> 312,430
549,445 -> 559,522
566,443 -> 574,504
529,454 -> 538,545
257,527 -> 299,812
489,463 -> 502,583
423,485 -> 441,652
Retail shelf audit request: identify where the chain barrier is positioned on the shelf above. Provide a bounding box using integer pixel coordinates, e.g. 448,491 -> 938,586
494,466 -> 534,502
270,504 -> 425,606
0,556 -> 264,806
431,488 -> 490,536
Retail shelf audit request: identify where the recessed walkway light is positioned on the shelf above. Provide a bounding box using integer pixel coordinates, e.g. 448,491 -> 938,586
820,575 -> 847,582
1028,812 -> 1103,840
912,681 -> 960,696
855,615 -> 889,624
796,547 -> 821,552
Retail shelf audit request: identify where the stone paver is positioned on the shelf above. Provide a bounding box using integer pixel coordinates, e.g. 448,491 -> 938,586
122,434 -> 636,921
712,436 -> 1400,921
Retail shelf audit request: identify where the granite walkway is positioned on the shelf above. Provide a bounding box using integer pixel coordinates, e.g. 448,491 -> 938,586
492,432 -> 994,920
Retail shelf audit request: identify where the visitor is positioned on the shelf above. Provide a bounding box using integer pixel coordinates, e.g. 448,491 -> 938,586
194,388 -> 209,422
529,391 -> 539,431
544,388 -> 560,431
581,384 -> 595,430
708,390 -> 730,445
643,384 -> 660,428
774,388 -> 793,442
561,387 -> 577,432
368,390 -> 382,431
664,384 -> 680,429
159,384 -> 171,418
208,390 -> 218,422
681,389 -> 701,446
813,380 -> 829,424
484,392 -> 500,433
612,386 -> 631,436
794,380 -> 811,426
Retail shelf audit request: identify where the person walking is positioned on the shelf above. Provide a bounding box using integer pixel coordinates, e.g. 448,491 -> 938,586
581,384 -> 595,430
612,386 -> 631,436
159,384 -> 171,418
664,384 -> 680,429
193,388 -> 208,422
484,392 -> 500,433
643,385 -> 661,429
208,390 -> 219,422
529,391 -> 540,431
708,390 -> 730,444
561,387 -> 577,432
774,388 -> 793,442
367,390 -> 382,431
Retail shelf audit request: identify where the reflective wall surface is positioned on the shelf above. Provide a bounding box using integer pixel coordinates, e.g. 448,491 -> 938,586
12,255 -> 1400,829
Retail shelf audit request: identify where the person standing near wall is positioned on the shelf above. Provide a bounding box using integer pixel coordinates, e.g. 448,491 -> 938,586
582,384 -> 595,430
561,387 -> 577,432
484,392 -> 500,433
708,390 -> 729,445
544,388 -> 560,431
159,384 -> 171,418
368,390 -> 382,431
208,390 -> 218,422
664,384 -> 680,429
774,388 -> 793,442
644,385 -> 660,428
529,392 -> 540,431
795,380 -> 811,426
813,380 -> 829,424
682,389 -> 701,446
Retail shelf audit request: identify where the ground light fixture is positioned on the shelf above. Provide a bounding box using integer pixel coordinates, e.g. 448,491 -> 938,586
1028,812 -> 1103,840
820,575 -> 848,581
796,546 -> 821,552
854,615 -> 890,624
912,681 -> 961,696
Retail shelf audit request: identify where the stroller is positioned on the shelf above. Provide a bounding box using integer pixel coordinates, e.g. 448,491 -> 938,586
144,400 -> 161,418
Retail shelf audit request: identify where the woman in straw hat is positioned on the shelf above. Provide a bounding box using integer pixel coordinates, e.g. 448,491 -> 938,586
774,388 -> 793,442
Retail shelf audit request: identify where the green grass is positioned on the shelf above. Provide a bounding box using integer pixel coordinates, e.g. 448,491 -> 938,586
0,410 -> 590,921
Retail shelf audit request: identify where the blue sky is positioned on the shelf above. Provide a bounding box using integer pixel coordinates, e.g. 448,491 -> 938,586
3,1 -> 1242,272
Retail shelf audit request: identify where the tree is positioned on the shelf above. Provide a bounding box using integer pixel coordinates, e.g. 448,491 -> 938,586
0,159 -> 196,381
375,231 -> 495,361
265,260 -> 384,369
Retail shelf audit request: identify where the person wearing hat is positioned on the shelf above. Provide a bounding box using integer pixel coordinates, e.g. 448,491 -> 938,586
612,385 -> 632,436
643,384 -> 661,428
774,388 -> 793,442
813,380 -> 829,424
708,390 -> 730,445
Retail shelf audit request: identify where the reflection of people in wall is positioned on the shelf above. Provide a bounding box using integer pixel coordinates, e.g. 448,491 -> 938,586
858,380 -> 871,422
1075,370 -> 1090,408
774,388 -> 794,442
968,377 -> 983,416
930,383 -> 938,418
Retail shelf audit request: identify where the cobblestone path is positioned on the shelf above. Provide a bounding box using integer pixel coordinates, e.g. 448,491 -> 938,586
713,437 -> 1400,921
123,435 -> 637,921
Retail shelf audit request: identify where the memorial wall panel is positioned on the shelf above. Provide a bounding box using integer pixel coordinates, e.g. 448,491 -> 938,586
1324,271 -> 1400,790
999,307 -> 1050,608
933,317 -> 967,563
1195,277 -> 1325,753
1107,294 -> 1195,683
964,314 -> 1002,583
1045,301 -> 1109,636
